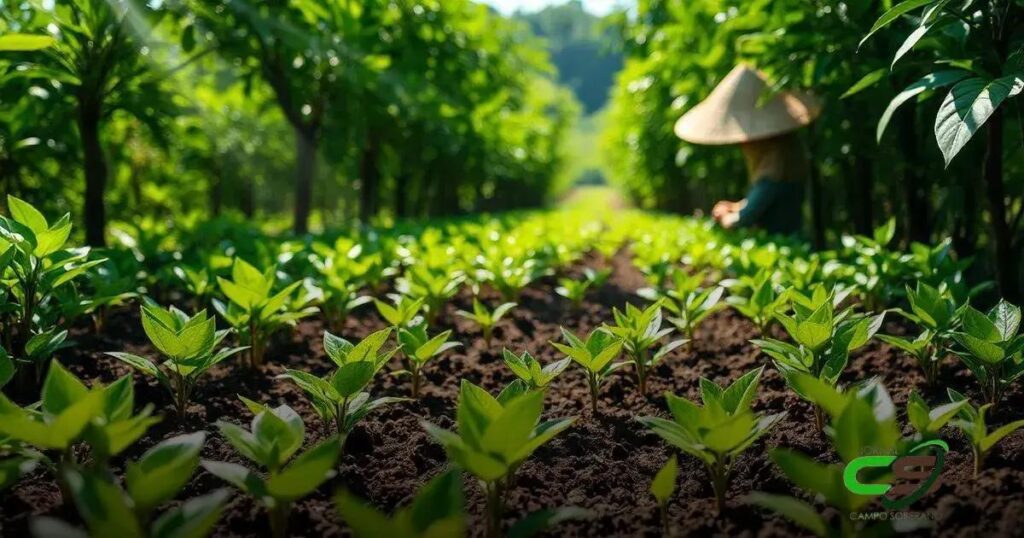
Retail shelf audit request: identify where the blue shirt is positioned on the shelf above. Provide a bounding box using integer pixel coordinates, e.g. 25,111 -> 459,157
735,178 -> 804,235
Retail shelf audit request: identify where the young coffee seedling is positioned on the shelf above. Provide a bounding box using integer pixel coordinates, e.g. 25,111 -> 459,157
664,285 -> 725,347
724,270 -> 786,335
336,469 -> 466,537
455,299 -> 515,347
475,253 -> 544,301
749,377 -> 902,537
842,218 -> 913,311
310,246 -> 380,332
396,265 -> 464,325
280,329 -> 402,436
397,324 -> 460,397
650,455 -> 678,536
215,257 -> 316,367
107,303 -> 246,417
0,196 -> 104,389
173,265 -> 217,304
0,362 -> 158,490
422,380 -> 575,538
638,367 -> 784,514
906,390 -> 967,441
753,285 -> 884,430
878,282 -> 959,385
950,300 -> 1024,406
337,467 -> 586,538
603,301 -> 686,395
551,327 -> 624,414
555,278 -> 593,310
375,295 -> 425,329
503,348 -> 571,391
30,432 -> 230,538
202,399 -> 341,538
947,388 -> 1024,476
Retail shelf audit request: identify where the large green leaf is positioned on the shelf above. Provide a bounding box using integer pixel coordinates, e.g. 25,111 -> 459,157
265,437 -> 340,500
747,492 -> 828,537
650,454 -> 678,505
127,432 -> 205,515
859,0 -> 936,47
0,34 -> 55,51
934,75 -> 1024,165
877,70 -> 968,141
150,489 -> 231,538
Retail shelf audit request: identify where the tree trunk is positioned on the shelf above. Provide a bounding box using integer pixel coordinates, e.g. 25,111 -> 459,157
359,133 -> 379,224
899,106 -> 929,244
983,107 -> 1019,301
395,172 -> 409,219
209,164 -> 223,218
78,104 -> 107,247
852,153 -> 874,235
293,126 -> 317,235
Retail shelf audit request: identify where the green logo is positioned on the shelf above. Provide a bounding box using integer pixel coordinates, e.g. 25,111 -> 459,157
842,439 -> 948,510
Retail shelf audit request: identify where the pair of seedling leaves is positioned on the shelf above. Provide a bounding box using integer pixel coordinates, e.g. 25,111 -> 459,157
33,432 -> 229,538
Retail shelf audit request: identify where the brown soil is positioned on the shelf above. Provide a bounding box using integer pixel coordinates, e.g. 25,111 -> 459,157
4,250 -> 1024,537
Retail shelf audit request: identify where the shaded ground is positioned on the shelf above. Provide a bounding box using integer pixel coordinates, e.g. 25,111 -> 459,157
4,250 -> 1024,537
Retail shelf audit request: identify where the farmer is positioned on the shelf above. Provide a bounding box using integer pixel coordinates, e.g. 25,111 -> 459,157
674,64 -> 821,235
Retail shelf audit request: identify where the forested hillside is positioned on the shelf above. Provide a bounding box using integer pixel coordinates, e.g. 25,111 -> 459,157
515,0 -> 622,114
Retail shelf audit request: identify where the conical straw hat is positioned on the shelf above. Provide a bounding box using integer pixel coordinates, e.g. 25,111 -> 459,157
674,65 -> 822,145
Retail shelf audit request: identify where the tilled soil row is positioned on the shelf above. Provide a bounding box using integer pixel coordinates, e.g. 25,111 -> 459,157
4,251 -> 1024,537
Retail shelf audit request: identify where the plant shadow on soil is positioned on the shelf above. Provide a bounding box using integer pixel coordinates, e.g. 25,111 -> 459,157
4,250 -> 1024,537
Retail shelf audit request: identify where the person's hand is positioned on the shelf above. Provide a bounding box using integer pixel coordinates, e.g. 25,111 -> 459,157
719,211 -> 740,229
711,200 -> 734,219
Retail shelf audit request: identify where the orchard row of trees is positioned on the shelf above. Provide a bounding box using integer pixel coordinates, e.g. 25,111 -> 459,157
602,0 -> 1024,301
0,0 -> 577,243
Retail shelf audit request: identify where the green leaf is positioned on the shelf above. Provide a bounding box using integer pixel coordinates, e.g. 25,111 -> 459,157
265,437 -> 340,501
331,361 -> 377,398
200,460 -> 267,498
953,332 -> 1005,364
0,34 -> 55,51
842,68 -> 887,99
859,0 -> 936,47
935,75 -> 1024,166
407,470 -> 465,534
150,489 -> 231,538
62,468 -> 145,538
650,454 -> 678,505
7,195 -> 48,234
891,24 -> 932,68
0,457 -> 37,491
0,349 -> 14,387
42,361 -> 89,415
877,70 -> 969,141
747,492 -> 828,537
126,432 -> 205,516
506,506 -> 591,538
980,419 -> 1024,453
334,490 -> 398,537
990,300 -> 1021,340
